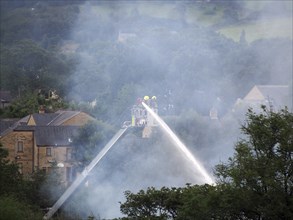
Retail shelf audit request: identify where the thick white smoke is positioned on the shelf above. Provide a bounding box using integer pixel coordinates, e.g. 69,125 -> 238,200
63,1 -> 292,219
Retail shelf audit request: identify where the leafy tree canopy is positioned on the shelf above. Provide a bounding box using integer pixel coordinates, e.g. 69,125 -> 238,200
119,107 -> 293,219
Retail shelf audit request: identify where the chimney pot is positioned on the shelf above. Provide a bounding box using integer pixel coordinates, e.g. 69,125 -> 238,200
39,105 -> 45,114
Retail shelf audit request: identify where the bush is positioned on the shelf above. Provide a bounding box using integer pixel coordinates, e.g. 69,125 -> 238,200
0,196 -> 43,220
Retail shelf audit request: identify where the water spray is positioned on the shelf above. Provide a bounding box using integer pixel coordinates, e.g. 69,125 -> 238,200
43,99 -> 213,219
142,102 -> 214,184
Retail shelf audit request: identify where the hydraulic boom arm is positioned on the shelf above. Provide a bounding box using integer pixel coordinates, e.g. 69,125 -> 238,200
43,127 -> 128,220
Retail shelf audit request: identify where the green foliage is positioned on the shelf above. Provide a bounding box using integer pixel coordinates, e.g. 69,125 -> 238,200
120,186 -> 183,219
215,106 -> 293,219
0,3 -> 292,218
1,2 -> 291,121
0,91 -> 69,118
0,196 -> 43,220
0,92 -> 39,118
120,184 -> 238,220
0,144 -> 22,197
0,143 -> 49,217
120,108 -> 293,219
0,142 -> 67,217
0,39 -> 70,97
1,4 -> 79,45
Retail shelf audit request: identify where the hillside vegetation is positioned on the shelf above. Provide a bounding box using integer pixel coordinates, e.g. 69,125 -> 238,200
1,1 -> 291,121
0,1 -> 292,219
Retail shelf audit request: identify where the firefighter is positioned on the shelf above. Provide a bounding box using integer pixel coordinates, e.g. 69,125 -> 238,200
151,96 -> 157,108
144,96 -> 150,105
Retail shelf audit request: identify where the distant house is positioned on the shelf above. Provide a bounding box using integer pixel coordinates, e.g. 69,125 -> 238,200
209,107 -> 218,120
0,110 -> 95,185
233,85 -> 291,113
60,41 -> 79,54
117,31 -> 137,43
0,90 -> 12,108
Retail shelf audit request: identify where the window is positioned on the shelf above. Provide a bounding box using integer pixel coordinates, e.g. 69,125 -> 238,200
46,147 -> 52,156
17,141 -> 23,152
66,148 -> 72,161
42,167 -> 52,174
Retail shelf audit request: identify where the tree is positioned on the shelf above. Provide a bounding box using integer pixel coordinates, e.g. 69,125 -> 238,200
0,142 -> 66,216
215,106 -> 293,219
120,186 -> 183,219
0,40 -> 70,97
0,196 -> 43,220
0,90 -> 68,118
0,143 -> 22,197
119,107 -> 293,219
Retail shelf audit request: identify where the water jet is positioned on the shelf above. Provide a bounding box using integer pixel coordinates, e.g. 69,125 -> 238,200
142,102 -> 214,184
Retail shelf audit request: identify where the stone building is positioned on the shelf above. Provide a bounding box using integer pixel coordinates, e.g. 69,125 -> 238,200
0,110 -> 95,185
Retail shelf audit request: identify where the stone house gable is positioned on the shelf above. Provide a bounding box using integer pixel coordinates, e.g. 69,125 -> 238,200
244,85 -> 289,105
0,110 -> 95,184
233,85 -> 291,113
1,129 -> 34,175
243,86 -> 266,100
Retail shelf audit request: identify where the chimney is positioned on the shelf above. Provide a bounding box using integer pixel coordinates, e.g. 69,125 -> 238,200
39,105 -> 45,114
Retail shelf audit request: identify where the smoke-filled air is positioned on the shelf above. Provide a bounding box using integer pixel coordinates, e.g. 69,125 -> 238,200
60,1 -> 292,219
0,0 -> 292,219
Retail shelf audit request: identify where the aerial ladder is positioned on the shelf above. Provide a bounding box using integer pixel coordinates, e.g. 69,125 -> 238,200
43,96 -> 158,219
43,127 -> 128,220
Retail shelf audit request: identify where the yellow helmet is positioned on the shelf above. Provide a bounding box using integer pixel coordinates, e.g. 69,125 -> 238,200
144,96 -> 150,100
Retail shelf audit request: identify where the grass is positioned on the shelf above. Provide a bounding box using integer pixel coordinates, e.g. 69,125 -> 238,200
217,17 -> 292,43
79,2 -> 292,43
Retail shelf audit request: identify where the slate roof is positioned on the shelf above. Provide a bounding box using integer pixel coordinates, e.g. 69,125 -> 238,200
0,115 -> 30,137
14,125 -> 80,146
0,119 -> 19,134
48,110 -> 80,125
13,125 -> 36,131
0,111 -> 84,142
31,113 -> 59,125
36,126 -> 79,146
28,111 -> 81,126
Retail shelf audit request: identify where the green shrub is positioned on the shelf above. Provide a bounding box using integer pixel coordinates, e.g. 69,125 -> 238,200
0,196 -> 42,220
